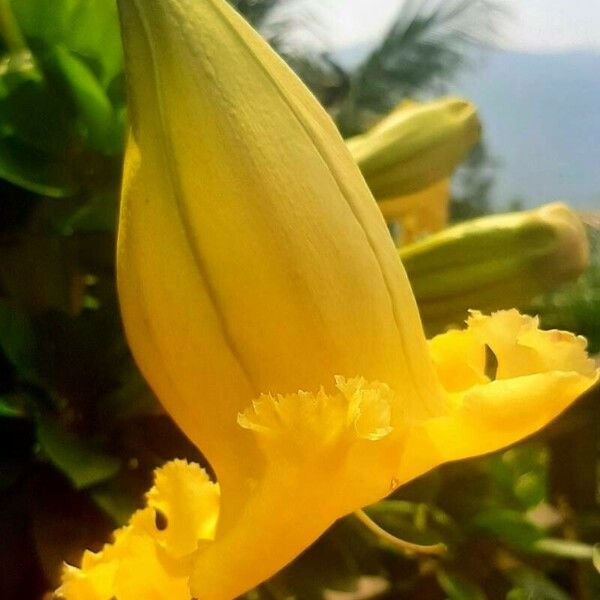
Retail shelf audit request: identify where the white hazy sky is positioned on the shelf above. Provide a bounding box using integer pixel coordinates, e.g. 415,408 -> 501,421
310,0 -> 600,52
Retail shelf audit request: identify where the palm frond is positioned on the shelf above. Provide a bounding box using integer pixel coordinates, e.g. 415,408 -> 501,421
229,0 -> 349,107
229,0 -> 283,29
335,0 -> 504,136
281,51 -> 350,107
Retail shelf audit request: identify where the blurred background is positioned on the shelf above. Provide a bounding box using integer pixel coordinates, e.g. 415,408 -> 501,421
0,1 -> 598,599
328,0 -> 600,211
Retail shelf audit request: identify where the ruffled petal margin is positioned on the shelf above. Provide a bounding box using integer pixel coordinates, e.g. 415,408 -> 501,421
189,378 -> 401,599
57,460 -> 219,600
399,310 -> 598,483
57,312 -> 597,600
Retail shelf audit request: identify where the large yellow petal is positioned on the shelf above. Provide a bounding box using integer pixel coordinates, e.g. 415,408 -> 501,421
397,311 -> 598,484
191,377 -> 404,599
400,371 -> 596,486
116,0 -> 446,534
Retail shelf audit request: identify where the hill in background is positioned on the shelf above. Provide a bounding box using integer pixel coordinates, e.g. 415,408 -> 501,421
336,47 -> 600,210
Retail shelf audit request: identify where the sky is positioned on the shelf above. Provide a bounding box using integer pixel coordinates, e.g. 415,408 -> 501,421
311,0 -> 600,53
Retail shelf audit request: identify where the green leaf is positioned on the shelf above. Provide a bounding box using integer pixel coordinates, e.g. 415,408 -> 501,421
514,471 -> 546,508
90,481 -> 140,527
364,499 -> 458,548
507,567 -> 570,600
0,300 -> 38,382
0,395 -> 25,418
472,508 -> 544,551
0,61 -> 79,195
10,0 -> 123,88
0,136 -> 78,196
99,371 -> 161,421
437,571 -> 486,600
534,538 -> 596,561
36,414 -> 121,489
0,60 -> 74,153
0,50 -> 41,100
47,46 -> 123,154
0,2 -> 124,196
57,191 -> 119,235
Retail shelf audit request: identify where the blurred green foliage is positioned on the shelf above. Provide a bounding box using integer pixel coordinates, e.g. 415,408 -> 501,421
531,220 -> 600,354
0,1 -> 598,598
0,0 -> 124,197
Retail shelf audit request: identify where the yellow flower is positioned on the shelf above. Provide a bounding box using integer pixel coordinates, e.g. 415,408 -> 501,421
57,460 -> 219,600
346,98 -> 479,242
346,98 -> 480,200
59,1 -> 598,599
379,178 -> 450,244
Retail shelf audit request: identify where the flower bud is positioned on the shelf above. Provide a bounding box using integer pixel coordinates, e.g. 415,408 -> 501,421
115,0 -> 439,594
400,203 -> 590,332
347,97 -> 480,199
116,0 -> 436,482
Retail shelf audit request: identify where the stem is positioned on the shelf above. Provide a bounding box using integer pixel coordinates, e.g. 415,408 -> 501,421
0,0 -> 27,53
534,538 -> 595,561
355,509 -> 448,557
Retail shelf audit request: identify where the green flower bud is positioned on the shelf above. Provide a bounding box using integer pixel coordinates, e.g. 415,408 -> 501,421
400,203 -> 589,333
347,97 -> 481,199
